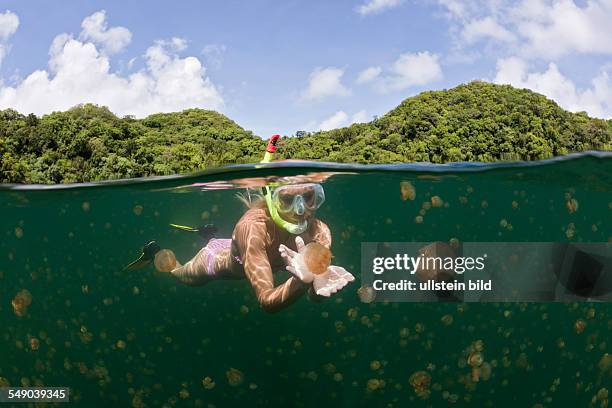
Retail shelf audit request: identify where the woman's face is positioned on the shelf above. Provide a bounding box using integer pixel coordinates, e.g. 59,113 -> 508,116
274,184 -> 322,225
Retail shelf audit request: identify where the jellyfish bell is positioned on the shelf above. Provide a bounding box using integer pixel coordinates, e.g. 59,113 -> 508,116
154,249 -> 177,273
358,286 -> 376,303
301,242 -> 332,275
226,368 -> 244,386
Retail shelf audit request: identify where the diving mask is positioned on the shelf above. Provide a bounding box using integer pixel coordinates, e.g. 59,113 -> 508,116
271,183 -> 325,216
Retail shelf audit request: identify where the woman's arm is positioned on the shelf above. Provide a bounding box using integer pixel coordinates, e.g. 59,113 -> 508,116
235,221 -> 309,313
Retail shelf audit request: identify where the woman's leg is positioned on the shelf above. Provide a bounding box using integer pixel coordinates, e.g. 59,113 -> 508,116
170,244 -> 234,286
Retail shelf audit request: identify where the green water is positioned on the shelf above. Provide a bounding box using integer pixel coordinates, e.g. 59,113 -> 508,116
1,153 -> 611,407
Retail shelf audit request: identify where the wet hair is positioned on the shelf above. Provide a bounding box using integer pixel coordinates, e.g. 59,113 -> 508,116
235,189 -> 267,210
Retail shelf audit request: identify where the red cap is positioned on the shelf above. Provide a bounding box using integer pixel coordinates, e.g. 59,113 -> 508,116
266,134 -> 280,153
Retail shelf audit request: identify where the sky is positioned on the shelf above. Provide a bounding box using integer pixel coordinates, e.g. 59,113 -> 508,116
1,0 -> 611,138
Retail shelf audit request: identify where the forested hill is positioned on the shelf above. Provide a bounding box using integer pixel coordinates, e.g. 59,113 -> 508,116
280,81 -> 612,163
0,106 -> 265,183
1,81 -> 611,183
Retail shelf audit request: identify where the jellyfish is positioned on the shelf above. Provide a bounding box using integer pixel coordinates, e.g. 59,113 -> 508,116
226,368 -> 244,386
29,337 -> 40,351
415,242 -> 457,283
154,250 -> 177,273
441,314 -> 454,326
599,353 -> 611,374
367,378 -> 381,392
566,198 -> 579,214
12,289 -> 32,317
400,181 -> 416,201
409,371 -> 432,399
467,352 -> 484,367
358,286 -> 376,303
301,242 -> 332,275
202,377 -> 215,390
575,319 -> 586,334
431,196 -> 444,208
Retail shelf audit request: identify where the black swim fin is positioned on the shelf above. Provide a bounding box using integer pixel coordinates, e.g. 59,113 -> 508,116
123,241 -> 161,271
169,223 -> 218,240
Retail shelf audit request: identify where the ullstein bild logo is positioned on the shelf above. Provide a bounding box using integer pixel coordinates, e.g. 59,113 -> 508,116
361,242 -> 612,302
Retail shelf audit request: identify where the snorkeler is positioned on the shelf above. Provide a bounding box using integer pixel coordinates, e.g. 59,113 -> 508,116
125,135 -> 354,313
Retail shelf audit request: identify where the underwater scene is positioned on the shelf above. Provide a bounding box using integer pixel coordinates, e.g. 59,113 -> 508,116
1,152 -> 611,407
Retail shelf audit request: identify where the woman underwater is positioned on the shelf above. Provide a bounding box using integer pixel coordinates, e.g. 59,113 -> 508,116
125,135 -> 354,313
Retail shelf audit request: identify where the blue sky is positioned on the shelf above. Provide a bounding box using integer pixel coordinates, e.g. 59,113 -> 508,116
1,0 -> 611,137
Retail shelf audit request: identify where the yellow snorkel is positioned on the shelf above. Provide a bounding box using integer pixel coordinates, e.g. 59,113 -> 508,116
260,135 -> 308,234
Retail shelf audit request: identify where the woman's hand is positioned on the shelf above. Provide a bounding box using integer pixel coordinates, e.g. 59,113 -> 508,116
279,237 -> 355,296
279,237 -> 314,283
313,265 -> 355,297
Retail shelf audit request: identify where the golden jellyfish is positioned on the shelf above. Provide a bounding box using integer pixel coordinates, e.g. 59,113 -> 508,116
596,388 -> 609,404
467,352 -> 484,367
226,368 -> 244,386
370,360 -> 381,370
366,378 -> 381,392
566,198 -> 579,214
357,286 -> 376,303
301,242 -> 332,275
409,371 -> 432,399
133,205 -> 143,216
416,242 -> 457,283
599,353 -> 611,374
29,337 -> 40,351
575,319 -> 586,334
154,250 -> 177,273
202,377 -> 215,390
449,238 -> 460,250
431,196 -> 444,208
441,314 -> 454,326
400,181 -> 416,201
12,289 -> 32,317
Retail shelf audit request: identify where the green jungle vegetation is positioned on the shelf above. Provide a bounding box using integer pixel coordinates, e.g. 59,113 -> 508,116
1,81 -> 611,183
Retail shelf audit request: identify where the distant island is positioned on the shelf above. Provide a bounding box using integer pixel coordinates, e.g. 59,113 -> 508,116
1,81 -> 610,183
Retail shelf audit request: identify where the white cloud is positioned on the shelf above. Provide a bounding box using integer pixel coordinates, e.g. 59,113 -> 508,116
317,109 -> 370,131
0,10 -> 19,66
79,10 -> 131,54
0,16 -> 223,116
352,110 -> 369,123
462,16 -> 516,44
376,51 -> 443,92
356,0 -> 403,15
356,66 -> 381,84
513,0 -> 612,59
435,0 -> 468,19
319,111 -> 349,130
436,0 -> 612,60
0,10 -> 19,40
494,57 -> 612,118
301,67 -> 351,101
